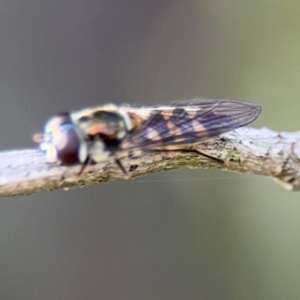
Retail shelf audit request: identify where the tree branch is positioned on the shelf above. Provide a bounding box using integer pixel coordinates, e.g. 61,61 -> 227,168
0,126 -> 299,196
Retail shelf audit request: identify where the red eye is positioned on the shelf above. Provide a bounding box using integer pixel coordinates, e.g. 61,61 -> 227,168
35,113 -> 82,165
54,126 -> 81,165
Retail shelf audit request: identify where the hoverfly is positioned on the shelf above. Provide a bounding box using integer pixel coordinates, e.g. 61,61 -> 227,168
33,99 -> 261,177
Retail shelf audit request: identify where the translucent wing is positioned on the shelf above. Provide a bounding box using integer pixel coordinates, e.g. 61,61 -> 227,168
121,99 -> 261,150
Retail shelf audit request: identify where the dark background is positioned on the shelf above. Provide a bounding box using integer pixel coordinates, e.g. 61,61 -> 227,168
1,1 -> 300,299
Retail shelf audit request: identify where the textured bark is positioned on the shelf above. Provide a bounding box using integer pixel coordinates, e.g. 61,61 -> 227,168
0,127 -> 299,197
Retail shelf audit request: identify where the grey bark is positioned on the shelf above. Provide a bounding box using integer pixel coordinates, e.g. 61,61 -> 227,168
0,127 -> 299,196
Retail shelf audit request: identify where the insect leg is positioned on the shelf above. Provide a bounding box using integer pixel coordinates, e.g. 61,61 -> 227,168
148,146 -> 224,164
114,158 -> 131,179
189,149 -> 224,163
76,157 -> 91,180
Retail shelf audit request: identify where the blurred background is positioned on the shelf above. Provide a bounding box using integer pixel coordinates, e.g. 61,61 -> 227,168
0,1 -> 300,299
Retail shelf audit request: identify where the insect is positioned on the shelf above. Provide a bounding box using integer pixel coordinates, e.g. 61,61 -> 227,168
33,99 -> 261,177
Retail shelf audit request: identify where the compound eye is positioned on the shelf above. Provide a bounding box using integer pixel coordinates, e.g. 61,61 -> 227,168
35,125 -> 81,165
35,113 -> 81,165
44,113 -> 71,133
53,126 -> 81,165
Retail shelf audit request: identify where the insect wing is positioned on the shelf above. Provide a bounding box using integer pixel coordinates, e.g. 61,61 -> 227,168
122,100 -> 261,149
